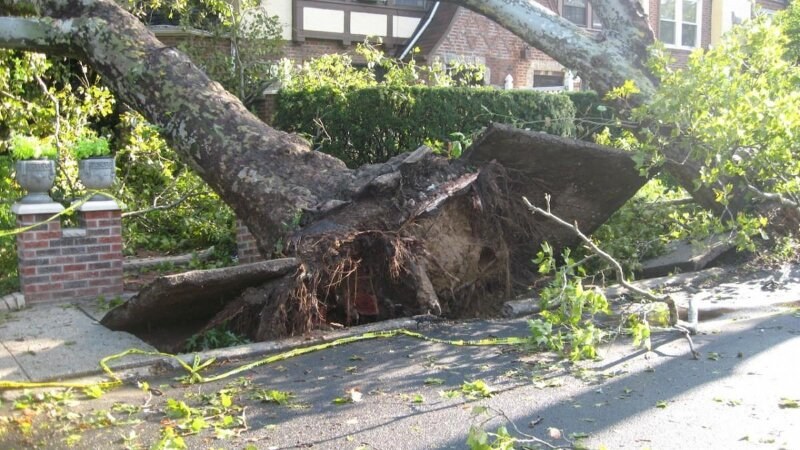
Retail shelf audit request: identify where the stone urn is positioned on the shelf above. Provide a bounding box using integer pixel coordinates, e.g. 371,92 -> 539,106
15,159 -> 56,204
78,156 -> 116,200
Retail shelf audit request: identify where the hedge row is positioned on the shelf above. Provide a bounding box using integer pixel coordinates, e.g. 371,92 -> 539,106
275,86 -> 578,167
565,91 -> 619,139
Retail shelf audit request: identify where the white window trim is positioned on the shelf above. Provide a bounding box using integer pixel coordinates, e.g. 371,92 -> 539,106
660,0 -> 703,50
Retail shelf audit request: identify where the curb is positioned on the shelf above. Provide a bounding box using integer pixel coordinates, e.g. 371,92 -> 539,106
122,247 -> 215,272
71,317 -> 424,383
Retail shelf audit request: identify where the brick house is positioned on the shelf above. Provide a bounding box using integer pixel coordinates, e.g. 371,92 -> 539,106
255,0 -> 788,90
149,0 -> 789,91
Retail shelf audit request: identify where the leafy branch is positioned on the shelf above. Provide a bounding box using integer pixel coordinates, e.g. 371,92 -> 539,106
523,194 -> 699,359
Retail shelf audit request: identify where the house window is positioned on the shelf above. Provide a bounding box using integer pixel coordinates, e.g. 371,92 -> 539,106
564,0 -> 588,26
392,0 -> 428,8
560,0 -> 602,29
659,0 -> 701,48
533,72 -> 564,88
591,9 -> 602,28
356,0 -> 430,9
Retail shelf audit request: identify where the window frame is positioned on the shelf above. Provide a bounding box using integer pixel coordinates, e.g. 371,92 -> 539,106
558,0 -> 602,30
659,0 -> 703,49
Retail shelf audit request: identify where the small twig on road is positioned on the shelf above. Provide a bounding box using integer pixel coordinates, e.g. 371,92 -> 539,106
487,406 -> 572,449
674,324 -> 700,359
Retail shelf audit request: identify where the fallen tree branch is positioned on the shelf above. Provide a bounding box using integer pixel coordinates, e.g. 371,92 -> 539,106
523,194 -> 699,354
122,189 -> 199,218
674,324 -> 700,360
523,195 -> 668,304
484,406 -> 568,449
747,184 -> 800,210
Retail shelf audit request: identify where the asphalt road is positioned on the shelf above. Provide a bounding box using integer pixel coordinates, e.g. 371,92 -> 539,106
2,306 -> 798,450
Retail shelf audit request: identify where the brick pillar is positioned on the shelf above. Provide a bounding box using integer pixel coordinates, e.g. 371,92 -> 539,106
253,88 -> 279,125
12,200 -> 123,303
236,219 -> 264,265
13,203 -> 65,303
75,201 -> 123,300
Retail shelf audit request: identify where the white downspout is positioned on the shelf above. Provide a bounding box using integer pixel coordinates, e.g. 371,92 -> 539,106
399,1 -> 441,60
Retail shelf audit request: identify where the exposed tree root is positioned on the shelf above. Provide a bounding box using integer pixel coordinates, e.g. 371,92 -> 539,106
107,127 -> 649,347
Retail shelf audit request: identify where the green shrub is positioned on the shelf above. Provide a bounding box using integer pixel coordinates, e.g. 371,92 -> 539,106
73,135 -> 111,159
10,135 -> 57,160
565,90 -> 620,140
275,86 -> 576,167
0,154 -> 20,295
116,113 -> 236,257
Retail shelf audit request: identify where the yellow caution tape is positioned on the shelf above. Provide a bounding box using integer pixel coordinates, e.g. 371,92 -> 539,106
0,191 -> 111,238
0,328 -> 527,391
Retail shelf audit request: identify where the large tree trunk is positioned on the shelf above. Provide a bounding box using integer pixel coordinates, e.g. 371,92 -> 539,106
103,125 -> 647,345
448,0 -> 658,99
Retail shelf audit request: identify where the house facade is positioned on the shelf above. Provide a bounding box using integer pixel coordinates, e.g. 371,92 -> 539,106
258,0 -> 788,90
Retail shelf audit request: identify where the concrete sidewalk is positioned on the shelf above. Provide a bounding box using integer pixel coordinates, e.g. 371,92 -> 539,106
0,299 -> 160,382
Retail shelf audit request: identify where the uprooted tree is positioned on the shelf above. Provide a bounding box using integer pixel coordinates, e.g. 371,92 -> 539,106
0,0 -> 794,342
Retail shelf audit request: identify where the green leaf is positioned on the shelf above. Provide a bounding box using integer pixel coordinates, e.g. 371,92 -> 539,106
461,380 -> 493,399
332,396 -> 352,405
83,385 -> 105,399
439,389 -> 462,399
189,417 -> 208,433
220,392 -> 232,408
165,399 -> 193,419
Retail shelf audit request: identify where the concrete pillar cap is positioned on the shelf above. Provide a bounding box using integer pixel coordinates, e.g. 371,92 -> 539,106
11,202 -> 65,216
75,200 -> 122,212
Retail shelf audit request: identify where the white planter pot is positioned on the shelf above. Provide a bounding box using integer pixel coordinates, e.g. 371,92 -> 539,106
15,159 -> 56,204
79,156 -> 115,201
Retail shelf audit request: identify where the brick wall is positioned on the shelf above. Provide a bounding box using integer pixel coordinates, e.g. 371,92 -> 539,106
15,206 -> 123,303
236,219 -> 264,265
282,38 -> 357,63
432,7 -> 559,88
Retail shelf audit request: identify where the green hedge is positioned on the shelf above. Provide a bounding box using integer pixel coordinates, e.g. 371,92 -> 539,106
275,86 -> 577,167
565,91 -> 619,139
0,154 -> 20,295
